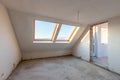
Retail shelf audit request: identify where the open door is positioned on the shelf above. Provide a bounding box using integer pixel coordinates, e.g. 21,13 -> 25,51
90,22 -> 108,68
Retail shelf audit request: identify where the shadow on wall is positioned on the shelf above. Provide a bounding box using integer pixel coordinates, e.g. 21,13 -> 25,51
73,27 -> 90,62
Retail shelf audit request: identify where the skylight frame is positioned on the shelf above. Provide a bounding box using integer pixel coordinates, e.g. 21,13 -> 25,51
33,20 -> 59,41
56,26 -> 78,42
33,20 -> 79,43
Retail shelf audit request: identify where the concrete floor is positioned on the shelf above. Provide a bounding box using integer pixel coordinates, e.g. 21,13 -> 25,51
7,56 -> 120,80
92,57 -> 108,68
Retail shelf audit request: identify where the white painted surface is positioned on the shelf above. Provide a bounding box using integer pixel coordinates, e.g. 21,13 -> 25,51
8,10 -> 85,60
73,28 -> 90,61
0,3 -> 21,80
108,17 -> 120,74
22,50 -> 72,60
1,0 -> 120,25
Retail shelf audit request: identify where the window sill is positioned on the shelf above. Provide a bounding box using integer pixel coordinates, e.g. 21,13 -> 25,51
33,41 -> 53,43
33,41 -> 71,43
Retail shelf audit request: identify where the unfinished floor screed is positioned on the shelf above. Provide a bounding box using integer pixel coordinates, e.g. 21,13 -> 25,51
7,56 -> 120,80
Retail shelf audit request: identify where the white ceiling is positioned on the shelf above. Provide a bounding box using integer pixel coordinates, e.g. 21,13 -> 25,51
1,0 -> 120,25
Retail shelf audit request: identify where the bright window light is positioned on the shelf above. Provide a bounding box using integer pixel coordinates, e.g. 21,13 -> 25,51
34,20 -> 56,40
101,28 -> 108,44
34,20 -> 79,43
100,23 -> 108,44
56,24 -> 78,41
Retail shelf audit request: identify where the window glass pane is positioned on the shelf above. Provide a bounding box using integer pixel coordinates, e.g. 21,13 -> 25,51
35,20 -> 56,40
56,24 -> 75,40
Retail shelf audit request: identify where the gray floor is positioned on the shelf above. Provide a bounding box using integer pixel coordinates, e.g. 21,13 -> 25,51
8,56 -> 120,80
92,57 -> 108,68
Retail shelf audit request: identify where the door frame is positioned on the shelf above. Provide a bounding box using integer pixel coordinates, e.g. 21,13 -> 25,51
89,21 -> 108,62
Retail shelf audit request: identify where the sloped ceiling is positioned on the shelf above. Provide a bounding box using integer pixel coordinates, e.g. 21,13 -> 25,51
8,10 -> 85,53
0,0 -> 120,54
1,0 -> 120,25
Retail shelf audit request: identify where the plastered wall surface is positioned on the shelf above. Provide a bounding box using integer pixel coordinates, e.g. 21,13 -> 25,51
108,17 -> 120,74
0,3 -> 21,80
22,50 -> 72,60
73,28 -> 90,61
8,10 -> 85,60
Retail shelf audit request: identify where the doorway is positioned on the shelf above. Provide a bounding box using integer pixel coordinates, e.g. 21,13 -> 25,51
91,22 -> 108,68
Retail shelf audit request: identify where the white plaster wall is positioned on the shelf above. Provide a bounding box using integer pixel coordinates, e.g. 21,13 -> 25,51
0,3 -> 21,80
108,17 -> 120,74
22,50 -> 72,60
73,28 -> 90,61
8,10 -> 85,60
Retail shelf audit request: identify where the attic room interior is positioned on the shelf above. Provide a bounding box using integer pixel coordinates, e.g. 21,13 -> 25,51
0,0 -> 120,80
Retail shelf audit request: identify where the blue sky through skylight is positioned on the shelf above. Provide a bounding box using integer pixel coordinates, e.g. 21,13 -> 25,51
57,24 -> 75,40
35,20 -> 56,40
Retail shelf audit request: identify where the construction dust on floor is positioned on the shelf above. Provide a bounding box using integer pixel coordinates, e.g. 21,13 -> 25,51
7,56 -> 120,80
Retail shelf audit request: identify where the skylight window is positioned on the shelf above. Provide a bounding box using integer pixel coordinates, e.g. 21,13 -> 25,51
56,24 -> 77,41
34,20 -> 57,41
34,20 -> 79,43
